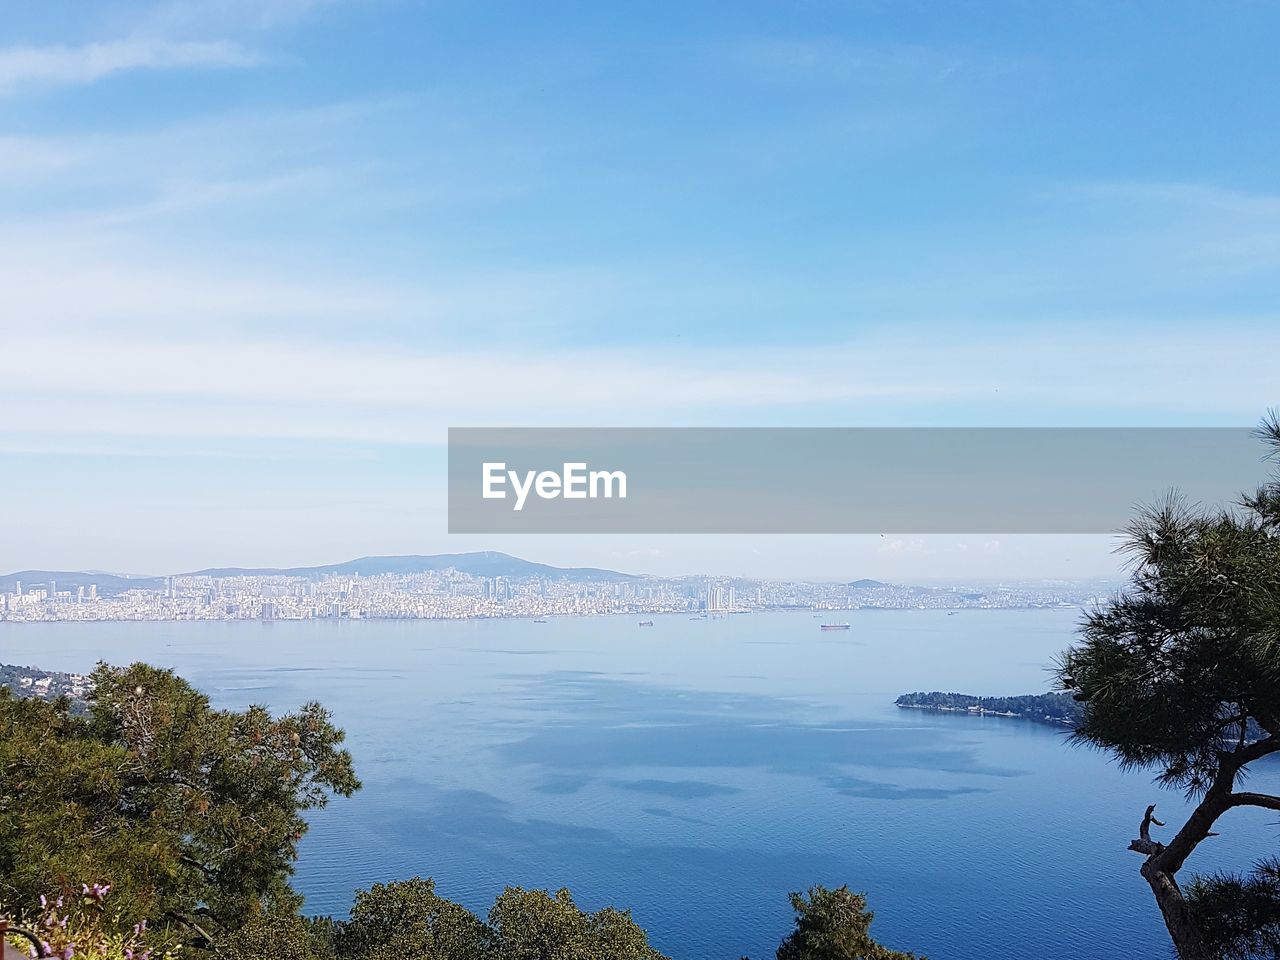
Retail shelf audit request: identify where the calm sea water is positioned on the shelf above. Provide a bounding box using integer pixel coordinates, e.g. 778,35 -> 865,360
4,610 -> 1276,959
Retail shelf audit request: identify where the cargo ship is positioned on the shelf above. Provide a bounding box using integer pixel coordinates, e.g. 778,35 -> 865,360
820,622 -> 851,631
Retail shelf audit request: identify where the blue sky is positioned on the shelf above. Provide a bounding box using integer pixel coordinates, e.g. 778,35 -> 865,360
2,0 -> 1278,578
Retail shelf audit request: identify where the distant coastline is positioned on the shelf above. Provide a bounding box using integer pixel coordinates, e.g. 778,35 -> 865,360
896,691 -> 1271,746
0,663 -> 91,709
895,691 -> 1083,727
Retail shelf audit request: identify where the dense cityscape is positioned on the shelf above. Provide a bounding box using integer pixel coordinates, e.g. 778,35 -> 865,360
0,554 -> 1113,622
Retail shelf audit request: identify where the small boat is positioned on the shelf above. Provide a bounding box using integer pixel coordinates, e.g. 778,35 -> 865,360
532,619 -> 549,623
638,620 -> 655,627
820,623 -> 851,631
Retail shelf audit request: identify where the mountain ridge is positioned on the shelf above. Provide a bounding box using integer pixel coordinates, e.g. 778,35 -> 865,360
184,551 -> 638,581
0,552 -> 638,595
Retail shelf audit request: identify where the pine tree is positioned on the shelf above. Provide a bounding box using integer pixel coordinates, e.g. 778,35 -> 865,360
1058,415 -> 1280,959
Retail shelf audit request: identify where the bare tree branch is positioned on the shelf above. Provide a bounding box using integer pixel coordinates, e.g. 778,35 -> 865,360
1130,803 -> 1167,856
1,922 -> 49,957
1229,792 -> 1280,813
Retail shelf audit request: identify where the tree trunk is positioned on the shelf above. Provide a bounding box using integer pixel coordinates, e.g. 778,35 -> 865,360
1123,742 -> 1279,958
1127,767 -> 1248,960
1140,859 -> 1213,960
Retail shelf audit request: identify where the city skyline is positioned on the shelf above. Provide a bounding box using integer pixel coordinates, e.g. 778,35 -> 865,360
0,549 -> 1116,623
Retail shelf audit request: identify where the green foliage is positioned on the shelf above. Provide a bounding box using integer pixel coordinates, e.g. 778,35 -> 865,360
583,905 -> 669,960
1187,859 -> 1280,960
487,887 -> 587,960
1057,416 -> 1280,795
0,661 -> 360,946
328,879 -> 667,960
776,886 -> 920,960
487,886 -> 666,960
217,910 -> 336,960
335,877 -> 487,960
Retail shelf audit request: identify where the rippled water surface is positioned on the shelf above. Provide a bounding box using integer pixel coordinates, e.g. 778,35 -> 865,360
5,610 -> 1275,959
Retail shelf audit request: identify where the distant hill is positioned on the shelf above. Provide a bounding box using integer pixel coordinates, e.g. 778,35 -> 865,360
183,551 -> 638,582
0,570 -> 165,597
3,555 -> 907,591
0,553 -> 637,594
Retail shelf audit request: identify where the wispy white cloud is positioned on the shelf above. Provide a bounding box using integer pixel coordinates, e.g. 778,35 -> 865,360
0,38 -> 261,94
0,334 -> 942,435
0,95 -> 410,217
0,136 -> 73,176
0,235 -> 623,337
1,169 -> 1277,445
0,324 -> 1273,450
1056,181 -> 1280,279
0,0 -> 349,96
